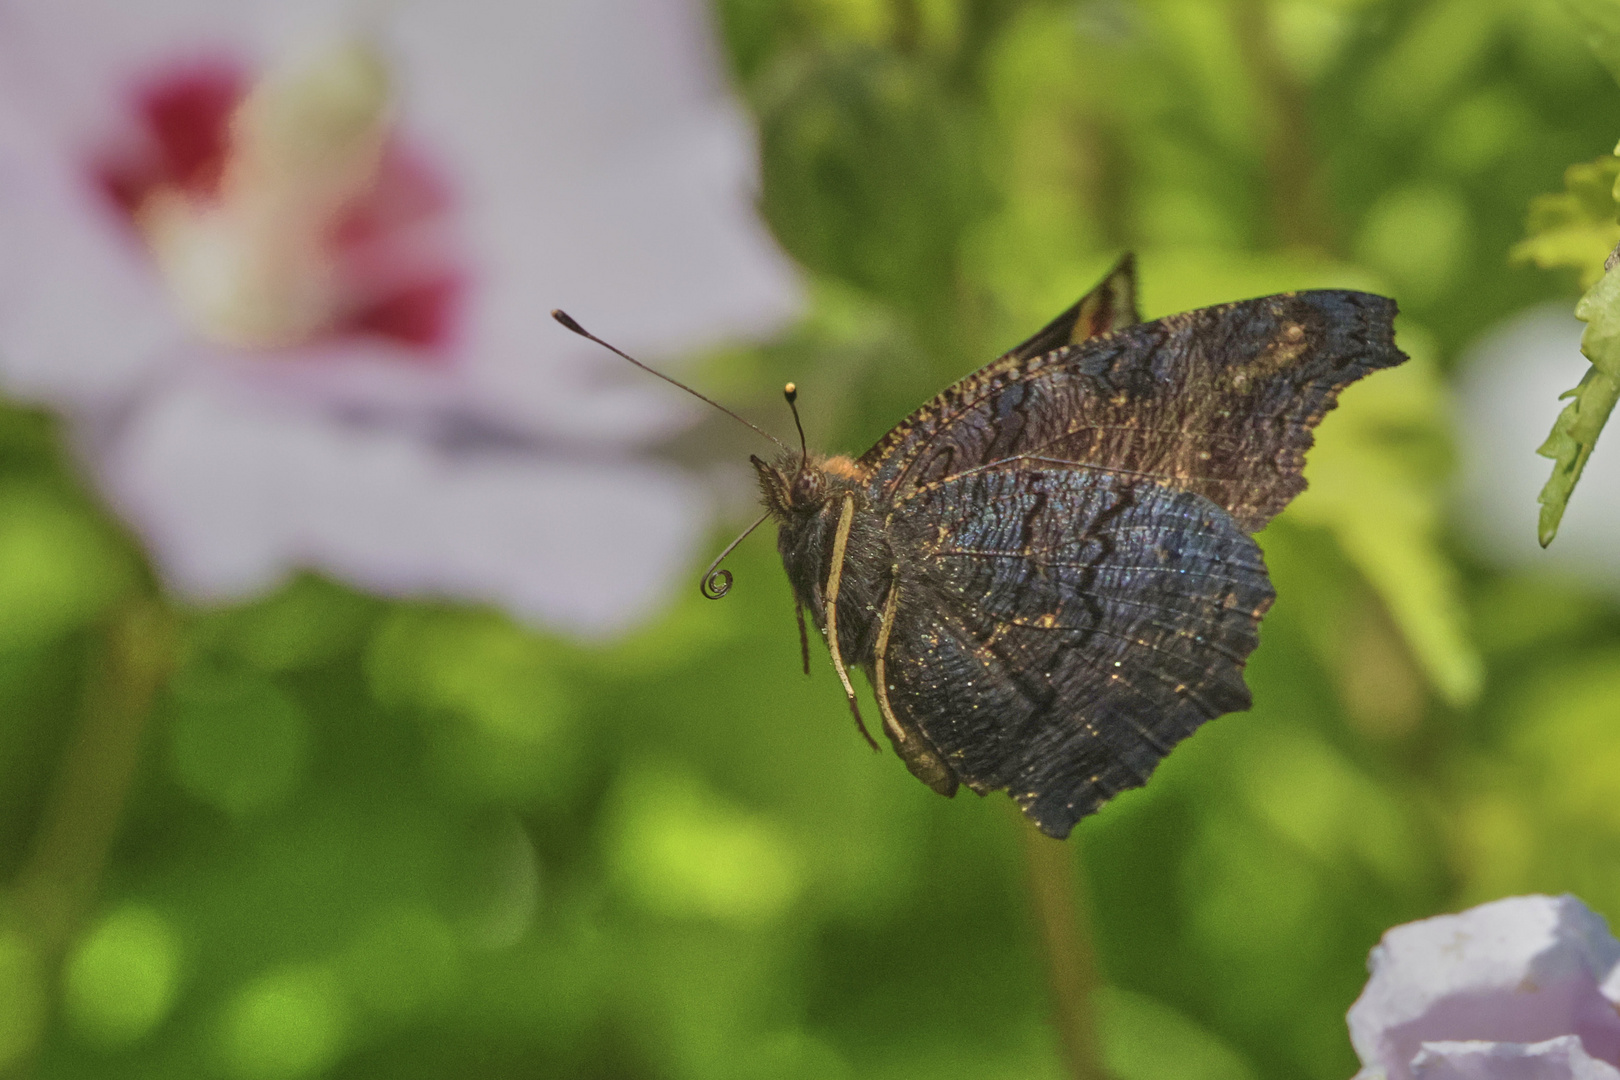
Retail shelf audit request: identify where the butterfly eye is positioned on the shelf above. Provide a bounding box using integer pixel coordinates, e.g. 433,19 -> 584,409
790,469 -> 825,508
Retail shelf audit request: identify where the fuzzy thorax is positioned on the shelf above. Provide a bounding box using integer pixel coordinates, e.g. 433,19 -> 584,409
751,452 -> 865,519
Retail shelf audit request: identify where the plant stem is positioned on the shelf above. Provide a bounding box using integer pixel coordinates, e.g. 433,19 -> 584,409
3,597 -> 176,1077
1020,815 -> 1110,1080
1231,0 -> 1334,253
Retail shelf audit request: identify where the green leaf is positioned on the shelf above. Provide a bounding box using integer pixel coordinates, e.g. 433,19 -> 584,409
1234,731 -> 1424,891
220,965 -> 349,1080
368,608 -> 573,747
1353,185 -> 1472,306
0,484 -> 132,651
0,927 -> 45,1072
1510,154 -> 1620,290
1557,0 -> 1620,84
338,907 -> 462,1023
1458,649 -> 1620,908
165,668 -> 311,817
1536,263 -> 1620,545
601,760 -> 804,924
1357,0 -> 1506,130
62,905 -> 183,1047
1284,331 -> 1481,705
367,607 -> 580,799
756,46 -> 986,340
186,574 -> 380,672
1096,986 -> 1260,1080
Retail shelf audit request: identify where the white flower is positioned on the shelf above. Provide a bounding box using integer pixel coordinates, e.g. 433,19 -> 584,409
0,0 -> 800,634
1403,1037 -> 1620,1080
1348,895 -> 1620,1080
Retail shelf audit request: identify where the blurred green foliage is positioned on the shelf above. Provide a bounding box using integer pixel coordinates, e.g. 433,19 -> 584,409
1512,154 -> 1620,289
6,1 -> 1620,1079
1515,3 -> 1620,544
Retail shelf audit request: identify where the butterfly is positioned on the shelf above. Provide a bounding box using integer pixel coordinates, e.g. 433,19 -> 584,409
556,254 -> 1405,839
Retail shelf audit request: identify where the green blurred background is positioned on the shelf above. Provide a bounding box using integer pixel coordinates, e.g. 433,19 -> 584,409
6,0 -> 1620,1077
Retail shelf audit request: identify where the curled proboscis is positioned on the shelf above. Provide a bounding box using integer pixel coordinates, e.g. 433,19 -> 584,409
699,511 -> 769,601
701,566 -> 733,600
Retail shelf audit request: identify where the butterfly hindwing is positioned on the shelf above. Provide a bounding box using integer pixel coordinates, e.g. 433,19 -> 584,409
862,289 -> 1404,533
881,468 -> 1274,838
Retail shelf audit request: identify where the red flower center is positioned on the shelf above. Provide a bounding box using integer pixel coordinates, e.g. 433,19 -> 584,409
95,54 -> 463,353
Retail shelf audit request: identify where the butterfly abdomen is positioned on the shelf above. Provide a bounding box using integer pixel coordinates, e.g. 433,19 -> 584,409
772,474 -> 893,663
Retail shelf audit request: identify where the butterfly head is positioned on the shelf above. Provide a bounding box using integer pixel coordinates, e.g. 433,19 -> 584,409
752,448 -> 869,521
753,381 -> 832,518
750,452 -> 827,518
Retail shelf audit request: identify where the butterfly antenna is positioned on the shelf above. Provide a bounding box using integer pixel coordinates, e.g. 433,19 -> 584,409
552,310 -> 790,454
783,383 -> 808,470
701,510 -> 770,600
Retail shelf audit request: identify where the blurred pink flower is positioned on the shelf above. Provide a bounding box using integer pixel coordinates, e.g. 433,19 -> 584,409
1349,895 -> 1620,1080
0,0 -> 800,634
1404,1038 -> 1620,1080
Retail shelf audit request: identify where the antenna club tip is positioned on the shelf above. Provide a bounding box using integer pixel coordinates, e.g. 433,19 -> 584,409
551,309 -> 588,336
783,382 -> 797,401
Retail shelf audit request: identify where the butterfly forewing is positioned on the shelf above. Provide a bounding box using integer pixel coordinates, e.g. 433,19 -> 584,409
861,290 -> 1403,533
1000,254 -> 1142,365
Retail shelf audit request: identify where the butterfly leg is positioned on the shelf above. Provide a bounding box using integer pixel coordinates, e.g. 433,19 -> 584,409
825,493 -> 880,752
794,600 -> 810,676
872,580 -> 959,797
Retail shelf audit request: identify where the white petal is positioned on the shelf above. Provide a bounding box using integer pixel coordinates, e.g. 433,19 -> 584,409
1348,896 -> 1620,1080
99,373 -> 709,636
387,0 -> 801,433
0,0 -> 366,149
1604,960 -> 1620,1009
0,98 -> 186,406
1454,305 -> 1620,586
1410,1037 -> 1620,1080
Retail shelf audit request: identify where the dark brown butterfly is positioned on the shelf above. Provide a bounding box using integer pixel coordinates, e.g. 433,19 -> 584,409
556,255 -> 1405,839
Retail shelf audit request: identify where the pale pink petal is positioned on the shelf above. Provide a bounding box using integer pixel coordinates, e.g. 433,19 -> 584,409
1348,896 -> 1620,1080
1604,961 -> 1620,1008
101,373 -> 709,636
1455,305 -> 1620,586
199,335 -> 699,454
388,0 -> 801,432
0,0 -> 244,146
0,98 -> 186,405
0,0 -> 355,140
1411,1037 -> 1620,1080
